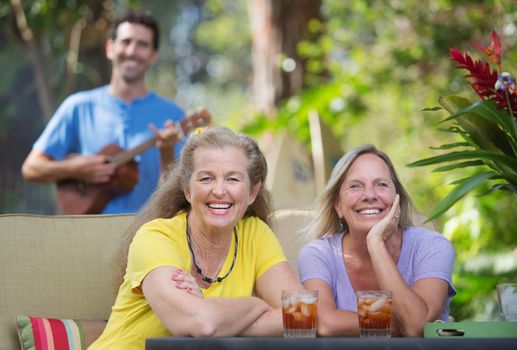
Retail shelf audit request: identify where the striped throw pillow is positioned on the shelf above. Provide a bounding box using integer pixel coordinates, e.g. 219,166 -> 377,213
16,315 -> 107,350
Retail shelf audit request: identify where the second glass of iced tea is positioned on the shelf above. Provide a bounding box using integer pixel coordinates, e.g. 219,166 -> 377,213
356,290 -> 392,338
281,289 -> 318,338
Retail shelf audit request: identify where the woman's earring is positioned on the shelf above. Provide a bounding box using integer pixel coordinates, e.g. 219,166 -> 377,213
337,219 -> 344,232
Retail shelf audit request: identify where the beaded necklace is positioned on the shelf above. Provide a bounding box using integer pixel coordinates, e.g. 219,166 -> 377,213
186,216 -> 238,285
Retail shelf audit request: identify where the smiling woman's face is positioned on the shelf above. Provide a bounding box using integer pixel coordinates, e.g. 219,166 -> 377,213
184,146 -> 260,234
334,153 -> 397,234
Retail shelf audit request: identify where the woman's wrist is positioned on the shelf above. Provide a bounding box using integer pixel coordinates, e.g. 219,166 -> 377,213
366,233 -> 386,254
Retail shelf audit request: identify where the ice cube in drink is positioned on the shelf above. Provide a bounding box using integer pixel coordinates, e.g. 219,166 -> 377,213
356,290 -> 392,338
281,290 -> 318,338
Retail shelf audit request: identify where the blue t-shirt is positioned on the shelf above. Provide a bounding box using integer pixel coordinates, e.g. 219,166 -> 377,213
297,227 -> 456,321
33,86 -> 185,213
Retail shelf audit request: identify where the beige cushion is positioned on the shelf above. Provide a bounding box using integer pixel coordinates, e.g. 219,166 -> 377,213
0,210 -> 313,349
0,214 -> 134,350
270,208 -> 314,277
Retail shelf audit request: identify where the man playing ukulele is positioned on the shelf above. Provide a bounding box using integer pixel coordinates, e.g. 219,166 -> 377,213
22,10 -> 206,214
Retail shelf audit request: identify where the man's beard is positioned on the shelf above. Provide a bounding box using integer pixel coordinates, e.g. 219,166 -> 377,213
118,58 -> 146,84
121,72 -> 144,84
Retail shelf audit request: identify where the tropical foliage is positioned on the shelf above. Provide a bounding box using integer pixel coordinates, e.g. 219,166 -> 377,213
408,31 -> 517,221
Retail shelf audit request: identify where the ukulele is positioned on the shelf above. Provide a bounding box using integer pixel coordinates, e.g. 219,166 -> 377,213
56,110 -> 210,214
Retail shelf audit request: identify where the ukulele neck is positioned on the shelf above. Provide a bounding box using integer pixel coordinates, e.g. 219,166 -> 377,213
108,120 -> 193,166
110,137 -> 157,166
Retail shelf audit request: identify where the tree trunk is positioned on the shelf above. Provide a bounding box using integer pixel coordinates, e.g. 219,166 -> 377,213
249,0 -> 322,116
8,0 -> 112,121
10,0 -> 56,120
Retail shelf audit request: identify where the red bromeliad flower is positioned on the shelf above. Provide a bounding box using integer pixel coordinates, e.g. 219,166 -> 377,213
472,30 -> 503,70
449,31 -> 517,119
448,48 -> 498,99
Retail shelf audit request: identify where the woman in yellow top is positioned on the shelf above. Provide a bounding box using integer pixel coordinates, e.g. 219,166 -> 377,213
89,126 -> 303,349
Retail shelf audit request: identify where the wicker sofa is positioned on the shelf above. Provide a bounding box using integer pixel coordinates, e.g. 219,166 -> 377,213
0,209 -> 313,350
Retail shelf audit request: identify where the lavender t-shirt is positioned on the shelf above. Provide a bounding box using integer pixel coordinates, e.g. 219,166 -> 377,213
297,227 -> 456,321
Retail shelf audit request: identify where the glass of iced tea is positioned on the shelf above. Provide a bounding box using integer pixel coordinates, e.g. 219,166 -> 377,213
356,290 -> 392,338
281,289 -> 318,338
497,283 -> 517,321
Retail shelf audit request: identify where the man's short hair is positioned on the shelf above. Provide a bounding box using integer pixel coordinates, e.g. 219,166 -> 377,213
109,9 -> 160,50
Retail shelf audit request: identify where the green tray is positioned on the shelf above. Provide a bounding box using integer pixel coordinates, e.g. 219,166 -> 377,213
425,321 -> 517,338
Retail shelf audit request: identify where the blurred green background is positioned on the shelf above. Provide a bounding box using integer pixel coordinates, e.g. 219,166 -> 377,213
1,0 -> 516,321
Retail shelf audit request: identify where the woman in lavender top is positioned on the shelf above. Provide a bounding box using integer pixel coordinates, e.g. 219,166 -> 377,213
298,145 -> 456,337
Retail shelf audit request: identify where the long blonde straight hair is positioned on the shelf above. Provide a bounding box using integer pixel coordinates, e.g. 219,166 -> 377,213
303,144 -> 415,238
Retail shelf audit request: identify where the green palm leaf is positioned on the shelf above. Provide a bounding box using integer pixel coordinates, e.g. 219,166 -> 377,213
439,96 -> 516,156
429,142 -> 471,150
443,98 -> 517,138
499,173 -> 517,186
426,171 -> 498,221
407,150 -> 517,170
432,160 -> 484,172
422,106 -> 442,112
413,93 -> 517,218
